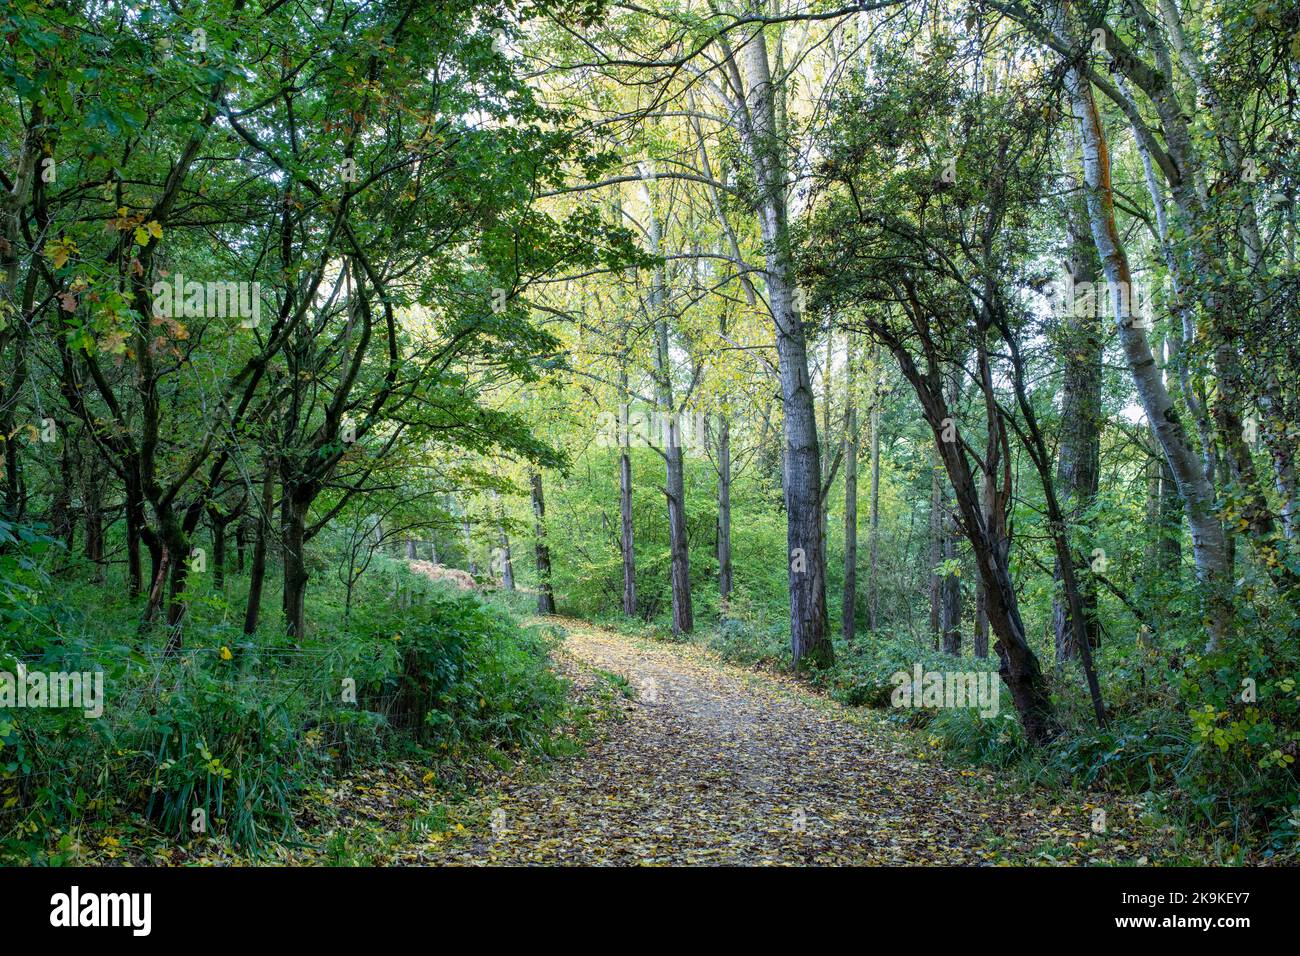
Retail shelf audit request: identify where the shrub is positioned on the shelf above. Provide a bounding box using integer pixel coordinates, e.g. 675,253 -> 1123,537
0,529 -> 569,860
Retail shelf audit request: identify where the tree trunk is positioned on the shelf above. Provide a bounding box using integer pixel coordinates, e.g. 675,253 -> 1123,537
1159,457 -> 1183,576
664,431 -> 694,635
156,495 -> 208,650
884,338 -> 1059,744
125,469 -> 145,598
498,528 -> 515,591
1257,372 -> 1299,541
644,186 -> 693,636
868,354 -> 881,632
738,27 -> 831,668
82,467 -> 104,585
997,310 -> 1108,728
1053,209 -> 1102,662
141,527 -> 163,621
531,471 -> 556,615
282,493 -> 309,640
821,326 -> 833,548
940,511 -> 961,655
51,431 -> 75,554
212,516 -> 226,591
939,376 -> 962,655
144,541 -> 170,631
620,408 -> 637,617
461,508 -> 478,576
163,520 -> 193,647
1062,40 -> 1231,648
929,460 -> 942,650
491,493 -> 515,591
717,412 -> 732,609
243,459 -> 274,636
842,335 -> 858,642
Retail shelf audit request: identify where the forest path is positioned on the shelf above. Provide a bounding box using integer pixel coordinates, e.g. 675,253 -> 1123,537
401,616 -> 1153,865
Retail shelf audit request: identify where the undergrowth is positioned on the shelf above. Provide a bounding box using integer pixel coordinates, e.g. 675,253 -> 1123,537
0,527 -> 569,863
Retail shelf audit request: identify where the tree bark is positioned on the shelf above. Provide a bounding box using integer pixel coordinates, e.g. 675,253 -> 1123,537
874,310 -> 1058,744
1159,456 -> 1183,576
619,441 -> 637,615
663,426 -> 694,636
1052,210 -> 1102,662
973,578 -> 989,658
940,509 -> 961,655
717,412 -> 733,608
842,335 -> 859,642
868,351 -> 881,632
619,402 -> 637,617
737,27 -> 831,668
1061,33 -> 1231,648
929,459 -> 942,650
51,429 -> 75,554
211,515 -> 226,591
644,185 -> 694,636
531,471 -> 556,615
460,505 -> 478,576
821,326 -> 833,548
243,457 -> 274,636
492,492 -> 515,591
125,469 -> 145,599
939,374 -> 962,655
282,493 -> 309,640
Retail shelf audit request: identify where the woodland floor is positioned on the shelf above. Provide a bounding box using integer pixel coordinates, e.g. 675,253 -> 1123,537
280,615 -> 1167,866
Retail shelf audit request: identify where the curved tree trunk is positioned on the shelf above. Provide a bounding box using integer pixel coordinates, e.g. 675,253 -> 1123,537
1062,37 -> 1231,648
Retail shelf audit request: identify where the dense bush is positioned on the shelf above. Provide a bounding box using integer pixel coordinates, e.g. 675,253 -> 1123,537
0,531 -> 568,860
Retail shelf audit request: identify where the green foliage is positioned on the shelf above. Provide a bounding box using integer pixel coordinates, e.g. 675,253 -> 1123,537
380,589 -> 569,754
0,531 -> 568,860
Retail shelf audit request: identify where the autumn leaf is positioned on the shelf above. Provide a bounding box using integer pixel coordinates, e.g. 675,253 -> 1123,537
44,238 -> 78,269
